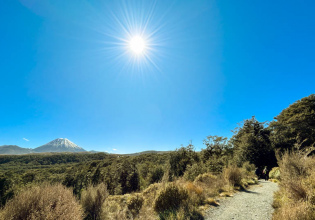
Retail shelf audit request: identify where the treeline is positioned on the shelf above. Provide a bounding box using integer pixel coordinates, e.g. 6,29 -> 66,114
0,152 -> 114,167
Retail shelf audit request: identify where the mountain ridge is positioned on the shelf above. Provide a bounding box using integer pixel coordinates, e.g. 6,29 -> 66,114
0,145 -> 33,155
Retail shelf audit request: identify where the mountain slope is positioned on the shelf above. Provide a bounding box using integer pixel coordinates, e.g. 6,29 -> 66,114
0,145 -> 33,155
34,138 -> 86,153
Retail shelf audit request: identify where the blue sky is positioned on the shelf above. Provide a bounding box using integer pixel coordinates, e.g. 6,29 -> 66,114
1,0 -> 314,153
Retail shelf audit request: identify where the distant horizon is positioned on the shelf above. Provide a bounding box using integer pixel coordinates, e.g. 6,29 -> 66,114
1,1 -> 314,154
0,91 -> 309,154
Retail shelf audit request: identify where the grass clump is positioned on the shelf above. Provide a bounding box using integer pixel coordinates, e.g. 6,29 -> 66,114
153,183 -> 197,219
194,173 -> 217,184
127,193 -> 144,218
0,183 -> 83,220
272,150 -> 315,220
224,166 -> 242,187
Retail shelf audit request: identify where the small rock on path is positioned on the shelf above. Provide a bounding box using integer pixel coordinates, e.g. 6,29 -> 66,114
205,180 -> 279,220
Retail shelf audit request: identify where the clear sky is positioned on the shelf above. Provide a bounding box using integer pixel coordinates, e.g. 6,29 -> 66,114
1,0 -> 314,153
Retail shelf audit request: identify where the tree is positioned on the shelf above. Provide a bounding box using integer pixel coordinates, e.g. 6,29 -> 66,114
169,143 -> 199,177
270,94 -> 315,152
201,136 -> 232,161
232,116 -> 277,167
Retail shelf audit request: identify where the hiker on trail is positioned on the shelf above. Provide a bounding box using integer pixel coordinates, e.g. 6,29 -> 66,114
255,167 -> 261,179
263,166 -> 269,181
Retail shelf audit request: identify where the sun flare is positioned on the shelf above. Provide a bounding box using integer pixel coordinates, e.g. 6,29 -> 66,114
103,0 -> 165,73
129,36 -> 146,54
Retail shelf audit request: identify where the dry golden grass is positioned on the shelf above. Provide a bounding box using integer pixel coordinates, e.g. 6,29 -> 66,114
219,192 -> 233,197
273,151 -> 315,220
272,201 -> 315,220
223,166 -> 243,187
0,183 -> 83,220
194,173 -> 230,197
205,198 -> 220,206
81,183 -> 108,220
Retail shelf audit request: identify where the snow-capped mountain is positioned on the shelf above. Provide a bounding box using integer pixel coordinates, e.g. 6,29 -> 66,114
34,138 -> 86,153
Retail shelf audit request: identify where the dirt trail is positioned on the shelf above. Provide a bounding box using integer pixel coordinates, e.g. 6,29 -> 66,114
205,180 -> 279,220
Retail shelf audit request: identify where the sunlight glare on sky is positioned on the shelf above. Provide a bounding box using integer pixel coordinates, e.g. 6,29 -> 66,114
100,0 -> 165,75
1,0 -> 315,153
129,36 -> 146,55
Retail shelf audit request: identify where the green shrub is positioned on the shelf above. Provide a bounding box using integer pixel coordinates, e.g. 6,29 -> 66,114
0,183 -> 83,220
242,161 -> 255,173
269,167 -> 280,180
153,183 -> 188,213
183,163 -> 207,181
205,157 -> 226,173
169,144 -> 199,177
81,183 -> 108,220
149,166 -> 164,184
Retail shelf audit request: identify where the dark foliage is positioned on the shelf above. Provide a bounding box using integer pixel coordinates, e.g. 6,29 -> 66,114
270,94 -> 315,152
232,116 -> 277,168
169,144 -> 199,177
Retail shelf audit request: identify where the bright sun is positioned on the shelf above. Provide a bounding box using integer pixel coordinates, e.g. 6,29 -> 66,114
129,36 -> 146,54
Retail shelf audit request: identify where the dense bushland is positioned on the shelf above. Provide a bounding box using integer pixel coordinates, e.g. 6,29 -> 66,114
0,146 -> 257,219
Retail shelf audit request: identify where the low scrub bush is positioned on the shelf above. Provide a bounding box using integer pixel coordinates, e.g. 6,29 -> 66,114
0,183 -> 83,220
153,183 -> 188,214
242,161 -> 255,173
269,167 -> 280,180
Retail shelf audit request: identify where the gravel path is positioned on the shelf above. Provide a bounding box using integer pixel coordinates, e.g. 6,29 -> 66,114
205,180 -> 279,220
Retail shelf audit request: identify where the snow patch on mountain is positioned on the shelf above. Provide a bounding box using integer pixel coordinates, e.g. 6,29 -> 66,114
34,138 -> 86,153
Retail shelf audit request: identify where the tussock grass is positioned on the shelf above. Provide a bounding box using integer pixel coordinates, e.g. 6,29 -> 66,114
0,183 -> 83,220
272,151 -> 315,220
81,183 -> 108,220
224,166 -> 242,187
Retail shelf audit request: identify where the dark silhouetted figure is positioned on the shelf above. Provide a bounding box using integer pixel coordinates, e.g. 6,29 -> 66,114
255,167 -> 261,179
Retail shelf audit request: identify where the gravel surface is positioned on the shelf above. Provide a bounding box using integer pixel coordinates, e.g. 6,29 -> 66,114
205,180 -> 279,220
